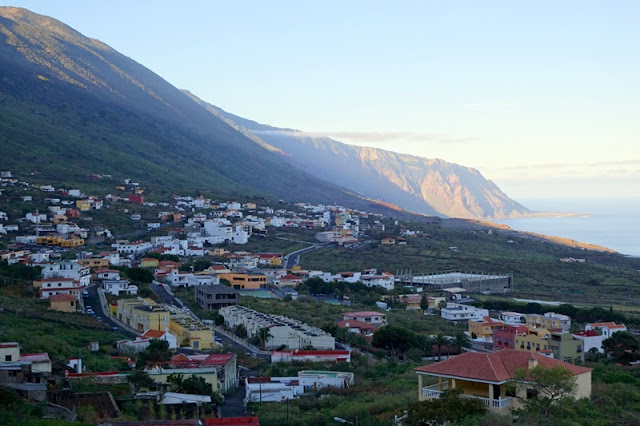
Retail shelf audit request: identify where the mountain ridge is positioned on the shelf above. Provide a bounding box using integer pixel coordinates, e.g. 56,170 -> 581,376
0,6 -> 423,218
182,96 -> 530,219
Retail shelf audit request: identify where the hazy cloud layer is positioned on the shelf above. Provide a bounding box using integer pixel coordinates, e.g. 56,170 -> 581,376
496,159 -> 640,171
253,129 -> 475,144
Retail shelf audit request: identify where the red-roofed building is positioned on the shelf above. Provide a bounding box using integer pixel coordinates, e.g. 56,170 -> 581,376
49,293 -> 77,313
415,349 -> 592,412
575,322 -> 627,354
20,352 -> 52,373
276,273 -> 303,288
343,311 -> 387,326
336,319 -> 377,336
168,353 -> 237,393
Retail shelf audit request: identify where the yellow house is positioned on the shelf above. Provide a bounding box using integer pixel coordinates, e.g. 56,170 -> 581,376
169,314 -> 214,350
218,272 -> 267,290
514,328 -> 552,353
116,298 -> 170,333
381,238 -> 396,246
269,257 -> 283,267
49,294 -> 77,313
141,257 -> 159,268
469,316 -> 505,342
210,248 -> 229,257
416,350 -> 592,413
77,258 -> 109,269
60,238 -> 84,248
76,200 -> 91,211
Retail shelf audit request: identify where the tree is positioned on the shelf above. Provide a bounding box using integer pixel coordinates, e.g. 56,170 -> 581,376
257,327 -> 273,349
128,370 -> 156,392
510,365 -> 577,417
431,333 -> 448,361
452,331 -> 471,353
437,300 -> 447,312
372,325 -> 418,360
602,331 -> 640,364
420,294 -> 429,311
137,339 -> 171,368
405,389 -> 486,425
234,324 -> 247,338
125,267 -> 154,283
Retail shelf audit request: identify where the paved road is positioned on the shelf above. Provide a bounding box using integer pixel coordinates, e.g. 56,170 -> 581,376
83,284 -> 136,338
150,282 -> 183,307
284,244 -> 325,269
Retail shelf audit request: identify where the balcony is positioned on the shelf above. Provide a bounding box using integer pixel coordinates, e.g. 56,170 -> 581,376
421,382 -> 512,410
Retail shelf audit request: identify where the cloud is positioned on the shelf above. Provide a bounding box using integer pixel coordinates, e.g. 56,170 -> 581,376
253,130 -> 476,145
495,159 -> 640,171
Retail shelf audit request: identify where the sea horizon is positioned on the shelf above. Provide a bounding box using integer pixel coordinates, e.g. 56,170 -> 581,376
497,197 -> 640,257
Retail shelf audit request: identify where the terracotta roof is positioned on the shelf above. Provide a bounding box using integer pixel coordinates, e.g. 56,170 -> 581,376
590,322 -> 626,330
337,319 -> 376,330
49,294 -> 77,301
415,349 -> 591,383
141,329 -> 166,339
20,353 -> 50,363
279,274 -> 302,281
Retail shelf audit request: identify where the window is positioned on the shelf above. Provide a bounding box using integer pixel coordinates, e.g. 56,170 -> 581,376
526,388 -> 538,399
5,355 -> 12,361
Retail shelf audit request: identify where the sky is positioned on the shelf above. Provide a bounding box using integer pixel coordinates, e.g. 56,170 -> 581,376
2,1 -> 639,201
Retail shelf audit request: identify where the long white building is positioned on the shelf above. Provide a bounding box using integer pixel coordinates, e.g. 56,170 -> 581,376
219,305 -> 335,350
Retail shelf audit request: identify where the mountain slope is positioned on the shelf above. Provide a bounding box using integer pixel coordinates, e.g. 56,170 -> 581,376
184,97 -> 530,219
0,7 -> 402,214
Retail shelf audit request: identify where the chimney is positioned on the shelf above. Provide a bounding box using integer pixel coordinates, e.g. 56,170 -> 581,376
528,358 -> 538,370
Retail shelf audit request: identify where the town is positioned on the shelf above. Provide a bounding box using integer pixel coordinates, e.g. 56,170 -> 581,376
1,170 -> 639,425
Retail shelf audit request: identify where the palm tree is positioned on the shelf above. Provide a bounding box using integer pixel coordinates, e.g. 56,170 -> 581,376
453,331 -> 471,353
433,333 -> 448,361
257,327 -> 273,350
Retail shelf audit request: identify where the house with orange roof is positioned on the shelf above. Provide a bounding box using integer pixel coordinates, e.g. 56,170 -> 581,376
49,294 -> 77,313
275,273 -> 304,288
141,257 -> 159,268
415,349 -> 592,413
468,316 -> 505,342
336,319 -> 377,336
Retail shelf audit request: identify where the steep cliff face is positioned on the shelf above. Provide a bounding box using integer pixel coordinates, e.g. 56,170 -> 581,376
187,96 -> 530,219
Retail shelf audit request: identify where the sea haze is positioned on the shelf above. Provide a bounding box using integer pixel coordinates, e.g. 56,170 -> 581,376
496,198 -> 640,257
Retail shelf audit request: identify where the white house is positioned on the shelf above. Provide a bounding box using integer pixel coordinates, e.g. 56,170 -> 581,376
360,271 -> 395,290
118,329 -> 178,351
574,322 -> 628,354
440,303 -> 489,322
0,212 -> 7,221
103,280 -> 138,296
112,241 -> 153,256
41,261 -> 91,287
94,269 -> 121,281
25,212 -> 47,224
168,269 -> 194,287
186,274 -> 220,287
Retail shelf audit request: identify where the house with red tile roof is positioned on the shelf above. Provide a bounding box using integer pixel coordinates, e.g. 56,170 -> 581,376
343,311 -> 387,326
415,349 -> 592,413
336,319 -> 377,336
576,322 -> 627,354
167,353 -> 237,393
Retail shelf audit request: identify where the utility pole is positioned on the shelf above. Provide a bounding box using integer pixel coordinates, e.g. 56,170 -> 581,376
286,398 -> 290,426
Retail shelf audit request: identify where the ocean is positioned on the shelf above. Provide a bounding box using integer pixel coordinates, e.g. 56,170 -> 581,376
495,198 -> 640,257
